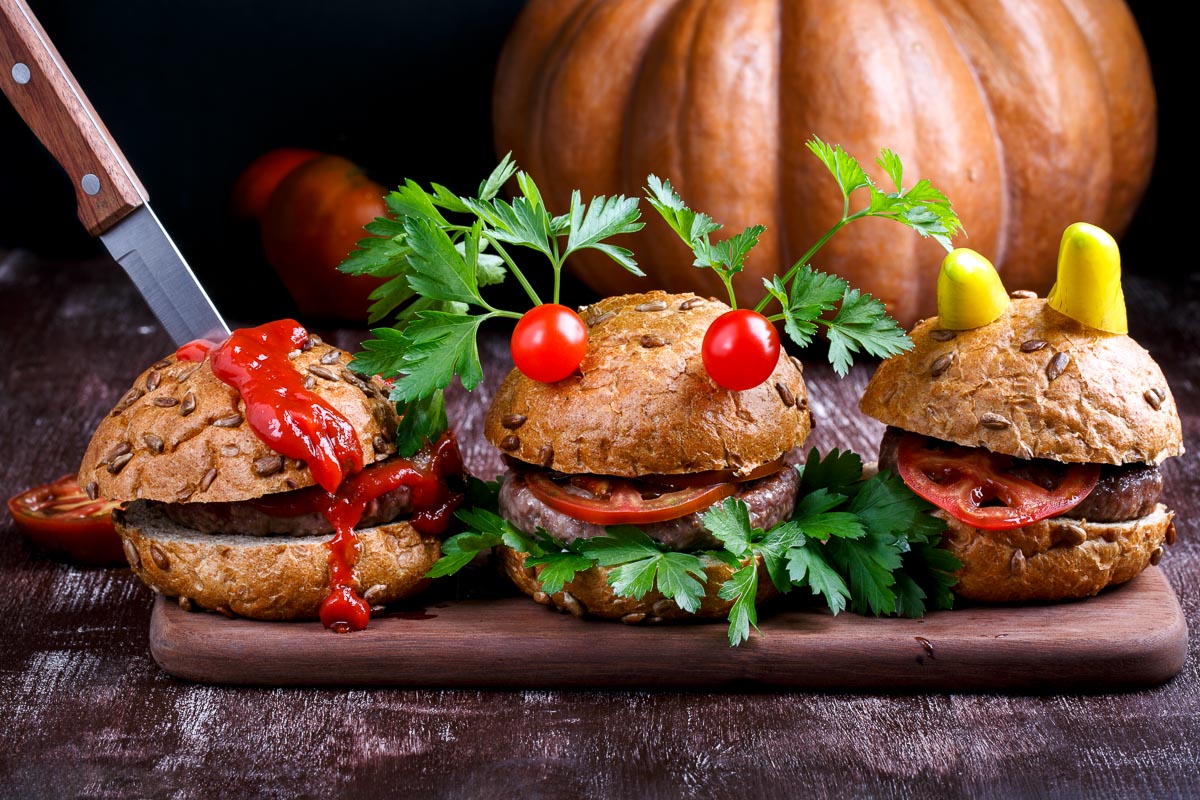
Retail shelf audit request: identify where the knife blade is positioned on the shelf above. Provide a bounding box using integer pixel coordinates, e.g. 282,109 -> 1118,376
0,0 -> 229,345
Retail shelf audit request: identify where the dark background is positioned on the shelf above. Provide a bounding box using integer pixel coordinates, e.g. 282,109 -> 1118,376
0,0 -> 1181,323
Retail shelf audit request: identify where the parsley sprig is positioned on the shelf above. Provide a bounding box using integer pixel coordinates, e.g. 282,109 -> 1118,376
646,136 -> 963,375
342,155 -> 644,454
430,452 -> 959,646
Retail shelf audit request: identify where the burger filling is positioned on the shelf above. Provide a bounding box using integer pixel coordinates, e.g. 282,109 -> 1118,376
499,453 -> 802,551
878,426 -> 1162,526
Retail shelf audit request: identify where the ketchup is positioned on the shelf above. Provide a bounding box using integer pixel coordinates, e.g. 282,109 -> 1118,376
176,320 -> 465,633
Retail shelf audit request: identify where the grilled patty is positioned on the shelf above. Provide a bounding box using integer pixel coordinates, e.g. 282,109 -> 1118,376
499,464 -> 802,551
877,427 -> 1162,523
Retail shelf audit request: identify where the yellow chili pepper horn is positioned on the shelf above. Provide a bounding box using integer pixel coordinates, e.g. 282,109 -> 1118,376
936,248 -> 1010,330
1046,222 -> 1128,334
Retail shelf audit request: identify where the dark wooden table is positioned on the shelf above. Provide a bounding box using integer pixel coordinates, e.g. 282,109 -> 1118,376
2,249 -> 1197,799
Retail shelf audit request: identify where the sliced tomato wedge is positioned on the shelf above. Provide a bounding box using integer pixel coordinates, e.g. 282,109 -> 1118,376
895,433 -> 1100,531
525,472 -> 739,526
7,475 -> 124,565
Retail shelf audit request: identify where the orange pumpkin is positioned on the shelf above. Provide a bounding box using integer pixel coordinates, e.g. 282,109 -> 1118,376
492,0 -> 1156,327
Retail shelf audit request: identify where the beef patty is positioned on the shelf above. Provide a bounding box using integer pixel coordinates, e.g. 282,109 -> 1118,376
877,427 -> 1162,523
499,464 -> 802,551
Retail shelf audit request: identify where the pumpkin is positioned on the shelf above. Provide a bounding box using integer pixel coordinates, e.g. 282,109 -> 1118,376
259,154 -> 388,323
492,0 -> 1156,327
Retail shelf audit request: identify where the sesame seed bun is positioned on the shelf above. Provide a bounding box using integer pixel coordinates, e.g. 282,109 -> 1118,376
485,291 -> 812,477
859,298 -> 1183,466
79,338 -> 398,504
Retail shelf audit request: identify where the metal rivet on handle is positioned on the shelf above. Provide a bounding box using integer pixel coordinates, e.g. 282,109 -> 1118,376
81,173 -> 101,195
12,63 -> 31,84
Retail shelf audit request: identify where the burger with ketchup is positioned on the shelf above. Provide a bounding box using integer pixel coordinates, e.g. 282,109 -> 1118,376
859,227 -> 1183,601
78,320 -> 465,632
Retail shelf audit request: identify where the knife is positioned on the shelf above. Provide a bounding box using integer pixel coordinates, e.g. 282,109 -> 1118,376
0,0 -> 229,345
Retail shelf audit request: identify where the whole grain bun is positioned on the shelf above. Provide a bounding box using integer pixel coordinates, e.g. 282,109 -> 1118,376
859,298 -> 1183,465
485,291 -> 811,477
498,546 -> 778,623
114,501 -> 440,620
941,504 -> 1174,602
79,338 -> 398,504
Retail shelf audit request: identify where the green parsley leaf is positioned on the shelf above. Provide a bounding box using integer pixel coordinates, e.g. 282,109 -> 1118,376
644,174 -> 721,244
524,551 -> 596,595
824,530 -> 904,616
807,136 -> 872,199
824,288 -> 913,377
785,541 -> 851,616
563,191 -> 645,275
797,447 -> 864,497
577,527 -> 707,613
426,530 -> 500,578
718,562 -> 761,646
403,217 -> 484,307
391,311 -> 486,400
700,497 -> 756,559
392,390 -> 448,458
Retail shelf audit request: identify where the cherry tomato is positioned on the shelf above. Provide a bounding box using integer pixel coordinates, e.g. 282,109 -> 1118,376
895,433 -> 1101,530
230,147 -> 322,220
510,304 -> 588,383
526,472 -> 739,525
7,475 -> 124,566
702,309 -> 780,391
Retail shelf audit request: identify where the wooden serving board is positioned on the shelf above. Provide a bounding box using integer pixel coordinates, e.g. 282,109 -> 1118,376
148,566 -> 1188,691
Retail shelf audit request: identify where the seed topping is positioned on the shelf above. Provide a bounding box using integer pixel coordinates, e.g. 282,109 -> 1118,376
501,414 -> 527,430
152,358 -> 172,370
152,396 -> 180,408
930,352 -> 955,378
307,365 -> 339,382
500,434 -> 520,452
1010,290 -> 1038,299
180,391 -> 197,417
635,300 -> 667,312
149,545 -> 170,571
587,310 -> 615,327
1020,339 -> 1048,352
640,334 -> 667,348
776,382 -> 796,407
212,413 -> 244,428
321,349 -> 342,365
1060,523 -> 1087,546
679,297 -> 705,311
145,371 -> 162,392
1046,352 -> 1070,382
107,453 -> 133,475
928,329 -> 956,342
979,412 -> 1011,430
142,433 -> 165,454
200,468 -> 218,492
1150,547 -> 1164,566
85,481 -> 99,501
538,445 -> 555,468
1010,549 -> 1027,576
253,455 -> 284,477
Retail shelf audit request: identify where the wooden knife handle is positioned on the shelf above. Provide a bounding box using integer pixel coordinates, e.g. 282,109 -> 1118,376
0,0 -> 146,235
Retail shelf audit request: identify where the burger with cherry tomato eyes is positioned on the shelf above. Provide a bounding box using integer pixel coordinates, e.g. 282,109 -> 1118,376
859,294 -> 1183,602
482,291 -> 812,622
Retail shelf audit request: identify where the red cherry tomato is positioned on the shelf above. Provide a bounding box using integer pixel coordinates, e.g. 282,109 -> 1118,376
702,309 -> 780,391
7,475 -> 124,566
894,433 -> 1101,530
510,304 -> 588,383
525,473 -> 738,526
230,147 -> 322,220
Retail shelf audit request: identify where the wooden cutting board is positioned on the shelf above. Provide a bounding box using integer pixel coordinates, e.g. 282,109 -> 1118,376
148,565 -> 1188,691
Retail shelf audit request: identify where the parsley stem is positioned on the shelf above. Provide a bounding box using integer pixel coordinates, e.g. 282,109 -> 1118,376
722,275 -> 737,309
484,235 -> 543,307
752,211 -> 866,314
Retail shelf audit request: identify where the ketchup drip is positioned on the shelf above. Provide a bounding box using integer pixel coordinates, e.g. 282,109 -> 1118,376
172,319 -> 465,633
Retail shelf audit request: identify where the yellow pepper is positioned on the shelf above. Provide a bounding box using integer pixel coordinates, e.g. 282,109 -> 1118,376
1046,222 -> 1128,334
936,248 -> 1010,330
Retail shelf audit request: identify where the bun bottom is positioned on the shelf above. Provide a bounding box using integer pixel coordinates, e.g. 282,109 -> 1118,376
114,501 -> 441,620
942,503 -> 1175,602
498,546 -> 778,624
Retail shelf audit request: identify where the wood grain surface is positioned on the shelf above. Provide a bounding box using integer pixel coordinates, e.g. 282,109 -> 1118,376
149,568 -> 1186,691
2,249 -> 1198,799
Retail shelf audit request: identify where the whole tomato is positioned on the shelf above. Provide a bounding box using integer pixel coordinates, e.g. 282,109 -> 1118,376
510,304 -> 588,383
230,147 -> 321,220
701,309 -> 780,391
259,154 -> 388,322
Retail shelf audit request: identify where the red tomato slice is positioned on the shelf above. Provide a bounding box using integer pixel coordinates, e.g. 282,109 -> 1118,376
525,472 -> 738,526
7,475 -> 124,566
894,434 -> 1100,530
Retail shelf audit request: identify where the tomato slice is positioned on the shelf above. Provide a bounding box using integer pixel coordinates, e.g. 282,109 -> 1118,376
525,472 -> 739,526
7,475 -> 124,566
894,434 -> 1100,531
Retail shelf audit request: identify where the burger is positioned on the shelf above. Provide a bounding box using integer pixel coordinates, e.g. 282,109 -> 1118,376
78,319 -> 466,631
859,294 -> 1182,601
482,290 -> 812,623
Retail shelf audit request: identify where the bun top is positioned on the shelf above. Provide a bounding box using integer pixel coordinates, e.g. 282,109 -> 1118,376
859,298 -> 1183,465
79,337 -> 398,503
485,291 -> 811,477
